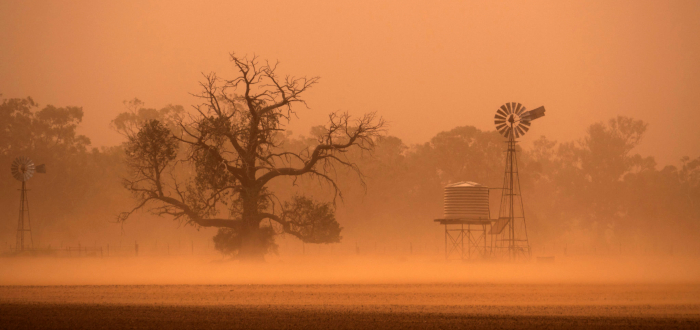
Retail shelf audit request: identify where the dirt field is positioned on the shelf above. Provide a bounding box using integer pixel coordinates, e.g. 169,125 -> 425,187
1,283 -> 700,329
1,256 -> 699,329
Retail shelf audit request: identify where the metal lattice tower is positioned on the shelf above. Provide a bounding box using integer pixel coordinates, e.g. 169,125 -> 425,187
16,180 -> 33,252
492,133 -> 530,259
11,156 -> 45,252
490,102 -> 546,260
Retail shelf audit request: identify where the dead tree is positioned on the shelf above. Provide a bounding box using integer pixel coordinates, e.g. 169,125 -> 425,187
119,53 -> 385,260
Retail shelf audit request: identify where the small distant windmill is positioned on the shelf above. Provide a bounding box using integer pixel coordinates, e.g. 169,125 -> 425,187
11,156 -> 46,252
491,103 -> 546,260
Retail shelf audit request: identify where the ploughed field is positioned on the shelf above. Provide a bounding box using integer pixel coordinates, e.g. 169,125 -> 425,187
1,283 -> 700,329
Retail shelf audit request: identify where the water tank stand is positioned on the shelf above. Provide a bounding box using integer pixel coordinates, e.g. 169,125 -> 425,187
434,219 -> 491,260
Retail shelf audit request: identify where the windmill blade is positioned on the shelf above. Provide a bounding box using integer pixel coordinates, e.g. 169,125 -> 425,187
514,103 -> 522,114
499,126 -> 508,137
24,165 -> 34,180
500,105 -> 509,114
519,124 -> 530,133
496,124 -> 507,132
11,159 -> 21,180
506,103 -> 512,113
11,166 -> 21,181
521,120 -> 531,127
516,125 -> 525,137
516,104 -> 525,115
495,106 -> 507,131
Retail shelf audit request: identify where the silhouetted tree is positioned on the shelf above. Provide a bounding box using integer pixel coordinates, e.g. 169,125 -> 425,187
111,98 -> 185,137
523,116 -> 667,244
414,126 -> 504,186
118,53 -> 385,260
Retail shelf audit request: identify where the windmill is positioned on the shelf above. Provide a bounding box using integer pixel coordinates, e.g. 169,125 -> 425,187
11,156 -> 46,252
490,103 -> 546,260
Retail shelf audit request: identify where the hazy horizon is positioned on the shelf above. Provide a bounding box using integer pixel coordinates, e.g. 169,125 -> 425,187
2,2 -> 700,328
1,0 -> 699,166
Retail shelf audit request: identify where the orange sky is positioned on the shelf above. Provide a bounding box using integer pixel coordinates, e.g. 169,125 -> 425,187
1,0 -> 698,166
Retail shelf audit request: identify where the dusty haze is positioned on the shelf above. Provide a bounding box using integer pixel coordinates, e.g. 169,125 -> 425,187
2,2 -> 700,328
1,0 -> 699,262
1,0 -> 699,166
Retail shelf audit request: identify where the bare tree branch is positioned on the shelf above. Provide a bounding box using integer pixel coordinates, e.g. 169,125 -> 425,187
120,52 -> 383,259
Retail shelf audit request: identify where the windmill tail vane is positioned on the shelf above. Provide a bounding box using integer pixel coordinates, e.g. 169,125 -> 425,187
522,106 -> 546,122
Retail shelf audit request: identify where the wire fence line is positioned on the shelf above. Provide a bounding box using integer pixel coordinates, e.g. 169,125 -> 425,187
1,239 -> 693,259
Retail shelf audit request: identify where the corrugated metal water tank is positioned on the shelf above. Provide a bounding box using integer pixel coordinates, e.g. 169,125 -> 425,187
444,181 -> 489,219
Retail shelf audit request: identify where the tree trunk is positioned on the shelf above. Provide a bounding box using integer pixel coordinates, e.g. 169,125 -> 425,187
238,224 -> 265,262
238,187 -> 265,262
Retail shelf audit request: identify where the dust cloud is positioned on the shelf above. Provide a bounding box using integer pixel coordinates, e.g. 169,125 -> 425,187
1,2 -> 700,328
0,253 -> 698,286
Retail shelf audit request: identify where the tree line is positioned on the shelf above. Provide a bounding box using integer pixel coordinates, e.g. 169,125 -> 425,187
1,56 -> 698,259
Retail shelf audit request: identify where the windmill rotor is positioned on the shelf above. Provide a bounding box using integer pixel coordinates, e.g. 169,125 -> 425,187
10,156 -> 45,182
494,102 -> 545,139
11,157 -> 36,182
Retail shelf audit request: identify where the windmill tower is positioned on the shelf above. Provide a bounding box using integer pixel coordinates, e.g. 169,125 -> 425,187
490,103 -> 546,260
11,156 -> 45,252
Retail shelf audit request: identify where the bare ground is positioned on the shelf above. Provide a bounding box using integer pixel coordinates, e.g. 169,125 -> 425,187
1,284 -> 699,329
2,303 -> 700,330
